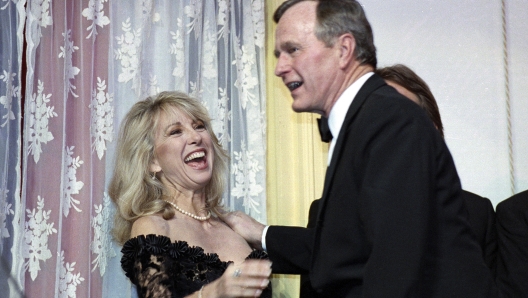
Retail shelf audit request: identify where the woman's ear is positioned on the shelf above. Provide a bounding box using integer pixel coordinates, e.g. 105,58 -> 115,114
149,158 -> 161,173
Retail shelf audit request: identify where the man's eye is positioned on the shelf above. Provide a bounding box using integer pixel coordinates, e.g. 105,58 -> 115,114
287,47 -> 299,54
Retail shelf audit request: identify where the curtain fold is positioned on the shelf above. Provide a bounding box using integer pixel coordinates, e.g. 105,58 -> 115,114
0,1 -> 25,297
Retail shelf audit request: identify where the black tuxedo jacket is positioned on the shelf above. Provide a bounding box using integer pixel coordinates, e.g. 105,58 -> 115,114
461,190 -> 497,272
301,189 -> 497,297
266,74 -> 498,297
496,190 -> 528,297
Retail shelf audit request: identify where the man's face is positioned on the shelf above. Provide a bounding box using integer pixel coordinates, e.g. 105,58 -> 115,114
274,1 -> 341,116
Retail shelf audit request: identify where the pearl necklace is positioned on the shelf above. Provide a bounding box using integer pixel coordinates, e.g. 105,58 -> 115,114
164,200 -> 211,221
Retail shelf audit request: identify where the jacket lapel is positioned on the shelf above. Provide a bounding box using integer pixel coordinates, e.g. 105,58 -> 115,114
317,74 -> 387,219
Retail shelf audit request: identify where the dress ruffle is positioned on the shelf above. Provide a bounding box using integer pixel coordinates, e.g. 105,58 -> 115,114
121,234 -> 271,298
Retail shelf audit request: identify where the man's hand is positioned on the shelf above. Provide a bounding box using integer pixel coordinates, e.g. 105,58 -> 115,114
219,211 -> 266,250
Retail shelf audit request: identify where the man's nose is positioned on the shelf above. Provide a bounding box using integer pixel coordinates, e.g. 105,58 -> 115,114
274,54 -> 290,77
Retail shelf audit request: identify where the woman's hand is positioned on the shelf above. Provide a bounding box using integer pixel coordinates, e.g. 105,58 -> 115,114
201,259 -> 272,297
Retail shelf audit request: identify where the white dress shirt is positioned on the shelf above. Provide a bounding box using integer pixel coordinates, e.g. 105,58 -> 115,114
326,72 -> 373,165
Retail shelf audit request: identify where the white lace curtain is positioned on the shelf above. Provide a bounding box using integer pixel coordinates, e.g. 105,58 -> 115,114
0,0 -> 266,297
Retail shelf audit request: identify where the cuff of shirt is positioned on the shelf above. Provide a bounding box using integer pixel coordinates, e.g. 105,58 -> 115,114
261,225 -> 270,251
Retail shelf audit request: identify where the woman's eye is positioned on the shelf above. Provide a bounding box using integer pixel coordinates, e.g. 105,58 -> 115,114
169,129 -> 182,135
195,123 -> 206,131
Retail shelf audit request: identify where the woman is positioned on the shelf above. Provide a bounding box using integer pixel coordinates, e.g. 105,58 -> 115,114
110,91 -> 271,298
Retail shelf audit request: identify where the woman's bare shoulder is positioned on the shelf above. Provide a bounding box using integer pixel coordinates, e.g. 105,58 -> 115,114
130,214 -> 170,238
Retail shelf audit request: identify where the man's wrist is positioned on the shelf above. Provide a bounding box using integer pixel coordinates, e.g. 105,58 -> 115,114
261,225 -> 270,251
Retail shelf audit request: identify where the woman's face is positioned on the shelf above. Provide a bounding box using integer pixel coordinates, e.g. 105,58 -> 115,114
150,107 -> 214,192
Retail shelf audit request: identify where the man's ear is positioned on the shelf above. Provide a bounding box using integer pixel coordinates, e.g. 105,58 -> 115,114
338,33 -> 356,69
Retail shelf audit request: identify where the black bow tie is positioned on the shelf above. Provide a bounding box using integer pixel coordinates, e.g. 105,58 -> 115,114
317,117 -> 332,143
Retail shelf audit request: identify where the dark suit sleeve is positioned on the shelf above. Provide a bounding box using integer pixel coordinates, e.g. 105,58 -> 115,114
496,192 -> 528,297
266,225 -> 314,273
461,190 -> 497,273
299,200 -> 320,297
306,199 -> 320,229
265,199 -> 320,273
482,197 -> 497,274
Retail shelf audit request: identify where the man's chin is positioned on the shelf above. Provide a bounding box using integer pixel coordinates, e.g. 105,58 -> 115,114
291,104 -> 308,113
291,99 -> 310,113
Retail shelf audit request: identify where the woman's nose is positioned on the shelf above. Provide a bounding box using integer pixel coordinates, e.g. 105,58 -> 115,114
187,128 -> 202,144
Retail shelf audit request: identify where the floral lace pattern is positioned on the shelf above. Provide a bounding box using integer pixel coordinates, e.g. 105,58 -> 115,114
3,1 -> 267,296
121,234 -> 271,298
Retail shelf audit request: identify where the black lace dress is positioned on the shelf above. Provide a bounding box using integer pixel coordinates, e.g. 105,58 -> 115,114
121,234 -> 272,298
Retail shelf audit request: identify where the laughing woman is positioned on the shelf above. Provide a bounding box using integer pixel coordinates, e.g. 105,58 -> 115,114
110,91 -> 271,298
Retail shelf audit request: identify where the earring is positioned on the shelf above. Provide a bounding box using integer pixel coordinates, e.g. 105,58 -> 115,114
151,173 -> 157,180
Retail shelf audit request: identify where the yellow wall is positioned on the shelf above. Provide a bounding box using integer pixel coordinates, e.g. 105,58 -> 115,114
265,1 -> 328,296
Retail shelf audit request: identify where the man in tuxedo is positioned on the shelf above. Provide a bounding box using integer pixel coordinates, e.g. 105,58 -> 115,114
301,64 -> 498,296
496,189 -> 528,297
222,0 -> 498,296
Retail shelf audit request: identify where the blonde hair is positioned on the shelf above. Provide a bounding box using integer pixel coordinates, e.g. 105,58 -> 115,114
109,91 -> 229,245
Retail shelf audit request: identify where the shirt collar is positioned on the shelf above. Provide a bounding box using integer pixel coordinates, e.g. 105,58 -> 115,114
328,72 -> 374,142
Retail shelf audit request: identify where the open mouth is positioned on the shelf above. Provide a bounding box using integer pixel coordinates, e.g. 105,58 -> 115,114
184,150 -> 206,163
184,150 -> 208,170
286,81 -> 303,91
